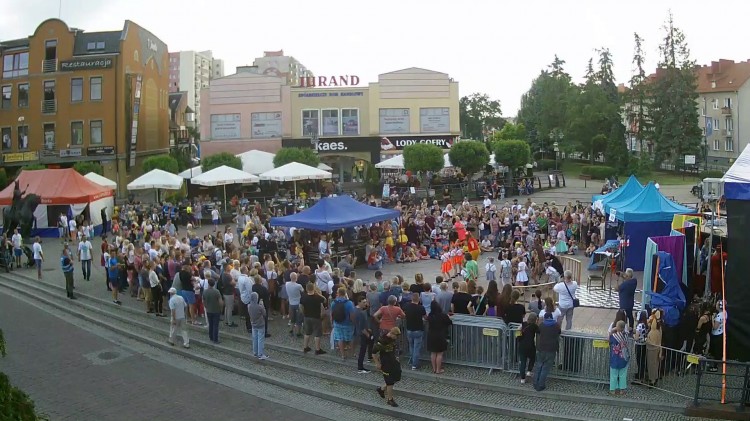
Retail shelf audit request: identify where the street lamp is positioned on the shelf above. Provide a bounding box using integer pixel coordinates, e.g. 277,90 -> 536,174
553,141 -> 560,170
549,130 -> 563,171
703,136 -> 708,171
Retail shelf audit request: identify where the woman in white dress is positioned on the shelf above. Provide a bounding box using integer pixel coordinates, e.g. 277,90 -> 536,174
516,258 -> 529,286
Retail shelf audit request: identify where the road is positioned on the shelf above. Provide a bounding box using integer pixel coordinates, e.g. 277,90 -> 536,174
0,291 -> 327,421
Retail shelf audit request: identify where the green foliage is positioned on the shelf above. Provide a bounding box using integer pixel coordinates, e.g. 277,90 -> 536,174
536,159 -> 557,171
700,170 -> 725,179
142,154 -> 179,174
362,162 -> 382,195
492,140 -> 531,173
72,162 -> 103,176
170,147 -> 193,172
0,329 -> 49,421
627,32 -> 653,155
19,164 -> 46,171
581,165 -> 617,179
493,123 -> 526,141
459,93 -> 504,140
627,156 -> 653,177
403,143 -> 444,173
447,141 -> 489,176
273,147 -> 320,168
164,189 -> 186,204
201,152 -> 242,172
0,169 -> 8,191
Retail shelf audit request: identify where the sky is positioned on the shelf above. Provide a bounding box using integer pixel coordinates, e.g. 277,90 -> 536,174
2,0 -> 749,116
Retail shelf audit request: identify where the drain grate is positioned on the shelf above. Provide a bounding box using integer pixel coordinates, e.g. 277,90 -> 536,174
83,347 -> 132,366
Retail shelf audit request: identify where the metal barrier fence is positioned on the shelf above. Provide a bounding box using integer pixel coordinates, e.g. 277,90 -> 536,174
693,358 -> 750,411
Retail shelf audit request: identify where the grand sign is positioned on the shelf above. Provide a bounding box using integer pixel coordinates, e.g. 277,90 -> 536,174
380,135 -> 457,151
60,57 -> 114,70
297,75 -> 360,88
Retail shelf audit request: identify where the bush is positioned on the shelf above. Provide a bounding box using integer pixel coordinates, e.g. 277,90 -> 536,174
492,139 -> 530,174
142,155 -> 179,174
19,164 -> 46,171
536,159 -> 557,171
448,141 -> 489,176
273,147 -> 320,168
403,143 -> 444,173
699,170 -> 725,179
581,165 -> 617,180
626,157 -> 652,177
73,162 -> 104,176
201,152 -> 242,172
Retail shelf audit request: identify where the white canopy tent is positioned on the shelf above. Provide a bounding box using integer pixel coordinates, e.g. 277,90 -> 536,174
178,166 -> 202,179
127,169 -> 184,202
260,162 -> 332,200
237,150 -> 276,174
84,172 -> 117,189
191,165 -> 259,211
375,154 -> 454,170
317,162 -> 333,171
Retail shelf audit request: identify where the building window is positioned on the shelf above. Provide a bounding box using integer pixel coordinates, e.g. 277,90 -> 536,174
712,100 -> 719,110
90,120 -> 102,144
342,109 -> 359,135
71,78 -> 83,102
18,83 -> 28,108
302,110 -> 319,137
71,121 -> 83,145
713,118 -> 720,130
1,85 -> 10,109
725,138 -> 734,152
18,125 -> 28,150
1,127 -> 10,151
724,97 -> 732,108
322,109 -> 339,136
713,139 -> 720,151
90,77 -> 102,100
43,123 -> 54,151
250,112 -> 282,139
420,107 -> 450,133
379,108 -> 410,134
2,52 -> 29,78
726,118 -> 734,132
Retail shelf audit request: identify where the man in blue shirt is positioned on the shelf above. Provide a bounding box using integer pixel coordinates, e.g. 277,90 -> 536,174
108,250 -> 122,305
331,288 -> 355,359
617,268 -> 638,329
61,248 -> 76,299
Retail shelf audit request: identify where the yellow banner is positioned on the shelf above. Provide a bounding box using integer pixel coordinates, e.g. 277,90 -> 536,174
592,339 -> 609,348
3,151 -> 38,163
482,328 -> 499,337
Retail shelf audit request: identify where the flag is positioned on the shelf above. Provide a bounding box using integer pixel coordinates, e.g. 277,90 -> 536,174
706,117 -> 713,136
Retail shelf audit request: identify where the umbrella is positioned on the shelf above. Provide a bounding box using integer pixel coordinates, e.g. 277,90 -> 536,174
191,166 -> 260,211
259,162 -> 332,204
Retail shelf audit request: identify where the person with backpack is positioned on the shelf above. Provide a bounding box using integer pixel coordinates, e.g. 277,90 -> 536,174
331,287 -> 356,359
517,313 -> 539,384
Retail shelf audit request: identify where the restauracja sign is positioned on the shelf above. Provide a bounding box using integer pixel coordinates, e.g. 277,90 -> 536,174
297,75 -> 360,88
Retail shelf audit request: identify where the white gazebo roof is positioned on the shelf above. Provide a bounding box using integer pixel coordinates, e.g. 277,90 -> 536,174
84,172 -> 116,189
259,162 -> 332,181
127,169 -> 184,190
375,155 -> 404,169
178,165 -> 202,179
317,162 -> 333,171
237,149 -> 277,174
190,165 -> 259,186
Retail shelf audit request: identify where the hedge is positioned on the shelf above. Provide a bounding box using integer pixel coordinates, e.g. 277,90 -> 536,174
580,165 -> 617,179
699,170 -> 725,179
536,159 -> 556,171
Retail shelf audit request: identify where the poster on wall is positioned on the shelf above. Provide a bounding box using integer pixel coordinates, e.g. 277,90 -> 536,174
342,112 -> 359,135
302,113 -> 319,137
251,112 -> 282,139
420,108 -> 450,133
1,127 -> 10,151
322,114 -> 339,136
211,114 -> 241,139
379,108 -> 409,134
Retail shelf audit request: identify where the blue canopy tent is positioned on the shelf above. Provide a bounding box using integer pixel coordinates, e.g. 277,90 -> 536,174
644,251 -> 686,328
592,175 -> 644,211
603,182 -> 694,270
269,195 -> 400,231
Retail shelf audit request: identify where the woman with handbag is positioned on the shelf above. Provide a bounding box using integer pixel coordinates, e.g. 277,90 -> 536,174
552,270 -> 579,330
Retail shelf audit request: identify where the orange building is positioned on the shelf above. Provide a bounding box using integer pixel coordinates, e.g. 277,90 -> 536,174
0,18 -> 171,197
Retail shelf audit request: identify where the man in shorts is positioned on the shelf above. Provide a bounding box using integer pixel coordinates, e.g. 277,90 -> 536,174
299,282 -> 327,355
373,327 -> 402,407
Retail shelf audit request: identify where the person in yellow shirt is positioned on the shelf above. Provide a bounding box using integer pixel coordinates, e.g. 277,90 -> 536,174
384,229 -> 394,262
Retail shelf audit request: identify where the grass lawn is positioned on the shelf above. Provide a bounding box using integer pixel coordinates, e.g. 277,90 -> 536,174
558,160 -> 699,186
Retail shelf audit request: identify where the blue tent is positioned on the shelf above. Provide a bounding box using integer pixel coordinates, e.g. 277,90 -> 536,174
724,144 -> 750,200
605,182 -> 693,222
645,251 -> 686,327
592,175 -> 644,208
269,195 -> 400,231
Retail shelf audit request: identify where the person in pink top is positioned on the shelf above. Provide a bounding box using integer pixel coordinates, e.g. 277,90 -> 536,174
453,219 -> 467,242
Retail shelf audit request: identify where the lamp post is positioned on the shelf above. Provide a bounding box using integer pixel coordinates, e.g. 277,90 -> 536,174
553,141 -> 560,171
549,129 -> 563,171
703,136 -> 708,171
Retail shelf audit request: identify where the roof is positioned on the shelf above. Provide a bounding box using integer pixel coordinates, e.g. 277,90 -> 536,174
0,38 -> 30,50
695,59 -> 750,93
72,30 -> 122,56
724,144 -> 750,200
169,92 -> 186,114
605,182 -> 694,222
0,169 -> 113,205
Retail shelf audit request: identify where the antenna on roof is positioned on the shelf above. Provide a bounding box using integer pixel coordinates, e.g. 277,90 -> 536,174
58,0 -> 62,18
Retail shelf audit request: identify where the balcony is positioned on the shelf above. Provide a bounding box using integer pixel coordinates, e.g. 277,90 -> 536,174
41,99 -> 57,114
42,59 -> 57,73
721,106 -> 732,115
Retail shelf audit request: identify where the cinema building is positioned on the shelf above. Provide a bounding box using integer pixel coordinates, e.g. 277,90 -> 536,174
200,67 -> 460,181
0,19 -> 171,196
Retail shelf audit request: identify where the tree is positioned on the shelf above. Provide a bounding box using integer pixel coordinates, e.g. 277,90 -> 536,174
0,329 -> 50,421
649,12 -> 702,167
170,147 -> 193,172
493,123 -> 527,141
492,140 -> 531,174
72,162 -> 103,176
403,143 -> 444,173
627,32 -> 653,156
448,141 -> 490,176
201,152 -> 242,172
0,169 -> 7,190
459,93 -> 504,140
19,164 -> 46,171
142,154 -> 179,174
273,147 -> 320,168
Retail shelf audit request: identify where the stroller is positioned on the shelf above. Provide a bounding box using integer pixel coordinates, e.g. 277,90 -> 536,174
21,245 -> 35,268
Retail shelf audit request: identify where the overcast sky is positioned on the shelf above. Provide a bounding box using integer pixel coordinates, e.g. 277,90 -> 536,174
2,0 -> 749,115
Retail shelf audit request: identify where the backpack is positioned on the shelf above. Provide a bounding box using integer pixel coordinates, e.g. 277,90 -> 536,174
332,300 -> 348,323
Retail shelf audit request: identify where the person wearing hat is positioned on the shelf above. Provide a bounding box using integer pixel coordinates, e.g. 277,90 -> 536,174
372,326 -> 402,407
167,287 -> 190,348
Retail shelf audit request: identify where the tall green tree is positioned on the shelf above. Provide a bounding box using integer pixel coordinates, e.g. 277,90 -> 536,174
493,123 -> 526,141
459,93 -> 504,140
595,47 -> 629,171
492,139 -> 531,175
649,12 -> 702,167
142,154 -> 179,174
403,143 -> 444,173
272,147 -> 320,168
447,141 -> 490,176
627,32 -> 653,156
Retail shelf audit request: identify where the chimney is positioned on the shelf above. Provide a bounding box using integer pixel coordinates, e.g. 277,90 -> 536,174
711,61 -> 720,74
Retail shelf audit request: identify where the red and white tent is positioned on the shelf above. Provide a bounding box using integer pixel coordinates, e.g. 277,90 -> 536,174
0,169 -> 114,236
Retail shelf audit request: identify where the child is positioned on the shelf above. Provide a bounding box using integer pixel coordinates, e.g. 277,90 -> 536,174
406,245 -> 418,262
500,252 -> 512,286
485,257 -> 497,282
516,258 -> 529,287
384,229 -> 395,262
428,243 -> 440,259
418,245 -> 430,260
440,247 -> 452,280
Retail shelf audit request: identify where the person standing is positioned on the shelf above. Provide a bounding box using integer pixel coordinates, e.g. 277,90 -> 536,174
203,279 -> 223,343
331,288 -> 356,360
61,248 -> 76,299
609,320 -> 630,395
167,287 -> 189,348
403,291 -> 426,370
552,270 -> 578,330
32,236 -> 44,280
149,261 -> 164,317
58,213 -> 68,243
285,272 -> 304,337
300,282 -> 327,355
218,265 -> 237,327
426,301 -> 452,374
11,228 -> 22,269
709,300 -> 727,372
373,327 -> 402,407
108,250 -> 122,305
354,296 -> 373,373
68,217 -> 77,243
237,266 -> 254,333
645,309 -> 663,386
617,268 -> 638,329
517,313 -> 539,383
533,312 -> 561,391
77,235 -> 93,281
248,291 -> 269,360
100,207 -> 109,237
211,207 -> 220,233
